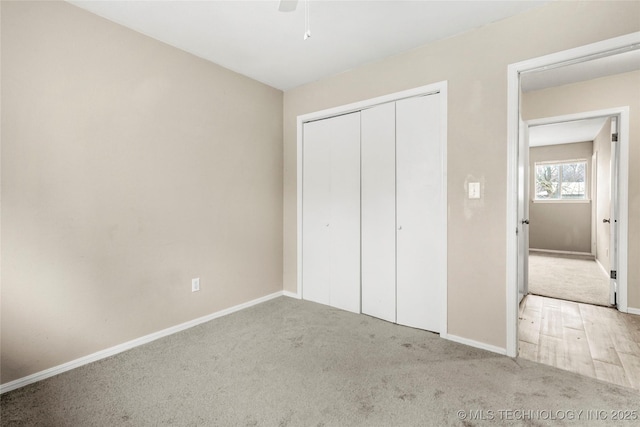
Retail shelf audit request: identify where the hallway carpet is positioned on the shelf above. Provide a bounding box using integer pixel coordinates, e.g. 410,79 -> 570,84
2,297 -> 637,426
528,252 -> 610,306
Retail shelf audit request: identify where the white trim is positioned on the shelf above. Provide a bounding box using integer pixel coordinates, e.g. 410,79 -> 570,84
296,115 -> 304,299
439,84 -> 449,338
445,334 -> 507,356
507,33 -> 640,76
506,60 -> 520,358
591,151 -> 598,257
506,32 -> 639,358
527,108 -> 629,311
0,291 -> 284,394
534,158 -> 588,166
296,81 -> 448,336
531,199 -> 591,204
595,257 -> 608,277
627,307 -> 640,316
297,83 -> 444,125
283,290 -> 301,299
616,108 -> 630,314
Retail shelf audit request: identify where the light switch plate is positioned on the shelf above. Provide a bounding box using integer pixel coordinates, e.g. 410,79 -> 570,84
469,182 -> 481,199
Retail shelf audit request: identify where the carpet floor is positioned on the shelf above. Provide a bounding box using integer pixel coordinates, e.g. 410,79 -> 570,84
1,297 -> 637,426
528,252 -> 610,306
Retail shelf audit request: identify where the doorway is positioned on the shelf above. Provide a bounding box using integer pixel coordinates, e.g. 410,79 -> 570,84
525,113 -> 619,308
517,104 -> 638,388
506,32 -> 639,359
506,33 -> 640,389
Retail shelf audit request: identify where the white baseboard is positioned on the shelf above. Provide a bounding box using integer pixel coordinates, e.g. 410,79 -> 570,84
595,258 -> 609,277
283,290 -> 301,299
0,291 -> 284,394
627,307 -> 640,316
529,248 -> 594,258
445,334 -> 507,356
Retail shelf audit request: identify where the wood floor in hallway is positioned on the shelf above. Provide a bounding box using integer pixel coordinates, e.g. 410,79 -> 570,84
518,294 -> 640,390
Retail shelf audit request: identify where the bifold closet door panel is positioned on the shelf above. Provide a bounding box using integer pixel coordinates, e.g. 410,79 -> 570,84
361,102 -> 397,323
328,112 -> 361,313
302,118 -> 332,306
302,112 -> 361,314
396,94 -> 443,332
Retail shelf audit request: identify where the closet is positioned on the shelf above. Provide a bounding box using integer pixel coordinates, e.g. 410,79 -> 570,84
301,90 -> 445,333
302,112 -> 361,314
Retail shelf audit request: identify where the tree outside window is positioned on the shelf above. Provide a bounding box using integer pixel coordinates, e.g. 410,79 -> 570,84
535,160 -> 586,200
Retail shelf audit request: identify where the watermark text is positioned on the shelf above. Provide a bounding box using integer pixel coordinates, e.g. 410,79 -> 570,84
456,409 -> 638,422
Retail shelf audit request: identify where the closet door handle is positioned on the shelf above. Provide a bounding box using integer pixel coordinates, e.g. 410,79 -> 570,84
603,218 -> 610,223
398,226 -> 403,230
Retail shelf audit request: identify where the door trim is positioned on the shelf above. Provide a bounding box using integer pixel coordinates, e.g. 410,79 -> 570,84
506,32 -> 638,357
591,150 -> 598,257
296,81 -> 448,336
527,108 -> 629,305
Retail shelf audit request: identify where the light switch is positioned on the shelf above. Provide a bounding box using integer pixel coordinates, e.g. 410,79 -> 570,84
469,182 -> 481,199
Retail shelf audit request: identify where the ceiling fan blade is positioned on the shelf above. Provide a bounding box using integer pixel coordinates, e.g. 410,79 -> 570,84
278,0 -> 298,12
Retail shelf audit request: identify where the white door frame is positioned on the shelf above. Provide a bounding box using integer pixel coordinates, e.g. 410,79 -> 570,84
506,32 -> 638,357
296,81 -> 448,336
526,108 -> 628,299
517,119 -> 530,303
591,150 -> 598,257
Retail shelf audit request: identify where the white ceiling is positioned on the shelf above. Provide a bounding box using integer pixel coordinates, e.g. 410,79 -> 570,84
68,0 -> 548,91
529,117 -> 608,147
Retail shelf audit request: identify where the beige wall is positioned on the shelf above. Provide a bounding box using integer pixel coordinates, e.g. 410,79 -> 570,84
522,70 -> 640,309
528,142 -> 593,253
594,119 -> 612,273
1,1 -> 283,384
283,1 -> 640,348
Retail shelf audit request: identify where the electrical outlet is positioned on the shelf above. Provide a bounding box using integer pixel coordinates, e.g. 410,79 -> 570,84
191,278 -> 200,292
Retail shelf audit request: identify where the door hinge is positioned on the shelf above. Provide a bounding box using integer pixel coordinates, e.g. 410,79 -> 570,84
612,133 -> 619,142
611,270 -> 617,280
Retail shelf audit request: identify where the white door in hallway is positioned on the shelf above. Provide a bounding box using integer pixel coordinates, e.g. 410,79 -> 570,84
609,117 -> 618,306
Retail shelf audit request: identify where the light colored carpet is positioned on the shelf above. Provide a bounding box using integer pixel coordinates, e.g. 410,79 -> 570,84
528,252 -> 610,306
2,297 -> 637,426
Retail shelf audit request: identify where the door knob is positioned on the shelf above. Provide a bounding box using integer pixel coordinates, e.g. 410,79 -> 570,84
603,218 -> 610,223
521,219 -> 529,225
398,226 -> 403,230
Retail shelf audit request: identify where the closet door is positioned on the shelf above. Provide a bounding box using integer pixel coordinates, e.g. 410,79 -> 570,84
302,112 -> 361,313
396,94 -> 443,332
361,103 -> 397,322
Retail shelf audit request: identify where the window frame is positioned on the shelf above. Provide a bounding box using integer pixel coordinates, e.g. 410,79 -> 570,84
533,158 -> 589,203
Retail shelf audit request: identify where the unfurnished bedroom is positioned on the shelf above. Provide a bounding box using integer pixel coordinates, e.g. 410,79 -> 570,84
2,1 -> 639,425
